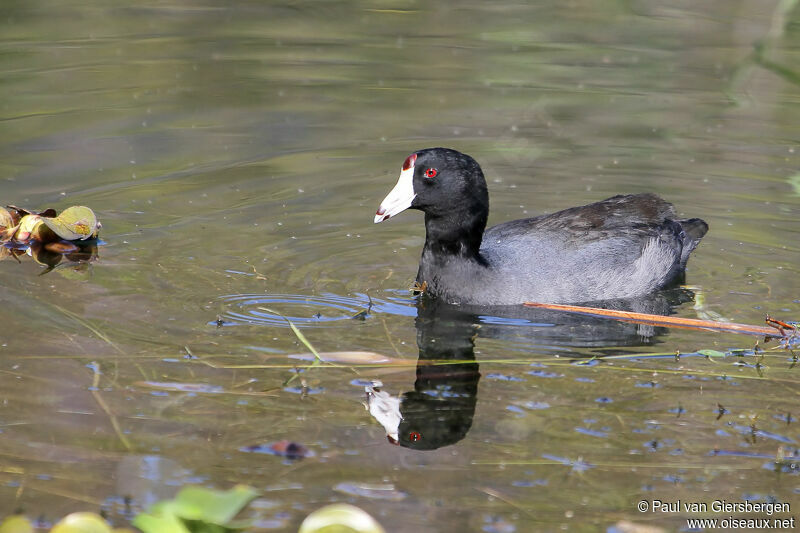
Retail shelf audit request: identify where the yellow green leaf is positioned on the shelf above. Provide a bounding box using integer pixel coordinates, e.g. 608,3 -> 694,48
31,220 -> 58,242
0,206 -> 14,230
14,214 -> 41,242
50,512 -> 112,533
0,515 -> 34,533
41,206 -> 99,241
299,504 -> 386,533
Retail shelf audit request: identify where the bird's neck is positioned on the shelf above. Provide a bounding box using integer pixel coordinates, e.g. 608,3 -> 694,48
422,211 -> 486,260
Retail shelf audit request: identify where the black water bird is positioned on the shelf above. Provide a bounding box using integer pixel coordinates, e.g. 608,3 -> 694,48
374,147 -> 707,305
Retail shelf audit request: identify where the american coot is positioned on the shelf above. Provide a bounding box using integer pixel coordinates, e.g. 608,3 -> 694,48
374,147 -> 708,305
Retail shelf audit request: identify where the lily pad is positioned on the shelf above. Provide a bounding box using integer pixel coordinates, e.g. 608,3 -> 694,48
298,504 -> 386,533
41,206 -> 99,240
0,515 -> 34,533
170,485 -> 258,524
133,485 -> 258,533
50,512 -> 112,533
130,511 -> 189,533
31,219 -> 58,242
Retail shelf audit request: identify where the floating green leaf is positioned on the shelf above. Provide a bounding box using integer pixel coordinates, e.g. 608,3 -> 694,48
131,509 -> 190,533
50,512 -> 112,533
132,485 -> 258,533
2,205 -> 100,247
298,504 -> 386,533
0,515 -> 34,533
41,205 -> 99,240
697,349 -> 726,358
172,485 -> 258,524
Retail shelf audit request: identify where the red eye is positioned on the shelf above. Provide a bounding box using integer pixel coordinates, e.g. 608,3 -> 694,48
409,431 -> 421,442
425,168 -> 437,178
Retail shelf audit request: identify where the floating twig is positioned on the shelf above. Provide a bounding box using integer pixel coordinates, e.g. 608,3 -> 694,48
523,302 -> 785,338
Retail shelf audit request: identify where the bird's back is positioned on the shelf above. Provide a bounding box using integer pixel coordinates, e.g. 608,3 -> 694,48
474,194 -> 708,304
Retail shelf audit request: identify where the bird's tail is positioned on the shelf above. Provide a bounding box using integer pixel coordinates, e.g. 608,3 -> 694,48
678,218 -> 708,267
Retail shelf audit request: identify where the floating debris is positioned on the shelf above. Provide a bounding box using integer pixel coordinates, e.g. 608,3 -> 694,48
240,440 -> 313,460
1,204 -> 101,273
1,205 -> 99,245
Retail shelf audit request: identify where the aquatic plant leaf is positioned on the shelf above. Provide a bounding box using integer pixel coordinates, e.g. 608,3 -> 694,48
132,486 -> 257,533
0,515 -> 34,533
697,349 -> 726,358
14,214 -> 41,242
170,485 -> 258,525
0,225 -> 16,242
298,504 -> 386,533
41,206 -> 99,240
5,206 -> 30,219
131,509 -> 190,533
31,220 -> 58,242
50,512 -> 112,533
0,207 -> 14,230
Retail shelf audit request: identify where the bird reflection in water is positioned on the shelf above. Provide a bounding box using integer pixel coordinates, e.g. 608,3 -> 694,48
365,300 -> 480,450
364,289 -> 696,450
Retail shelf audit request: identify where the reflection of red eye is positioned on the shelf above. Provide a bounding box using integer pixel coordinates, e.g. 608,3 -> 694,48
409,431 -> 421,442
425,168 -> 437,178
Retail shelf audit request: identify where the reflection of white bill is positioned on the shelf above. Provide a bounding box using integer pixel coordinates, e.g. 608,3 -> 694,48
364,381 -> 402,444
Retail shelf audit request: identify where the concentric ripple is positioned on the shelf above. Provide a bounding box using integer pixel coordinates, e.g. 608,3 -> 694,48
213,291 -> 417,328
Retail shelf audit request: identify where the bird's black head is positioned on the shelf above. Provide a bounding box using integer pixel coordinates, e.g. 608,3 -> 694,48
374,147 -> 489,224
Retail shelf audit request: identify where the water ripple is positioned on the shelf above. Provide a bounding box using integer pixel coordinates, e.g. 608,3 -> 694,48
213,291 -> 416,328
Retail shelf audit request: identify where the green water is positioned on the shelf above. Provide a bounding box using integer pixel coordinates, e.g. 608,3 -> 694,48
1,1 -> 799,531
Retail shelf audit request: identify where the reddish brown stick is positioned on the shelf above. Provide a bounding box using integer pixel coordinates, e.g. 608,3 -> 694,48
523,302 -> 783,337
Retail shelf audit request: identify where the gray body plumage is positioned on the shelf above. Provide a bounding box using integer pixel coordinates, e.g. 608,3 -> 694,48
417,193 -> 707,305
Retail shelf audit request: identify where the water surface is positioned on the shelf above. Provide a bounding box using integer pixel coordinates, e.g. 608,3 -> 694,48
1,1 -> 799,531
